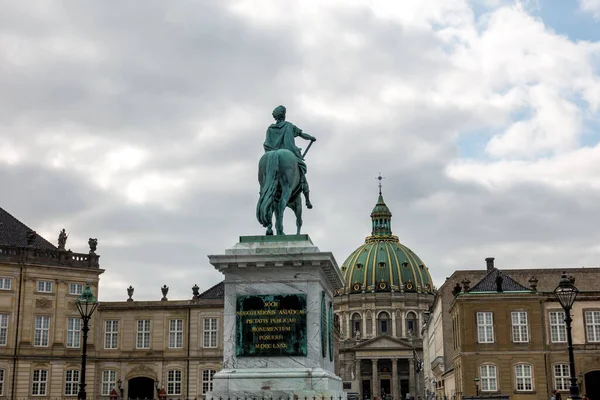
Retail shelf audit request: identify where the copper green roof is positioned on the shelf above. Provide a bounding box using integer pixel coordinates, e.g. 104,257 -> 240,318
339,184 -> 433,294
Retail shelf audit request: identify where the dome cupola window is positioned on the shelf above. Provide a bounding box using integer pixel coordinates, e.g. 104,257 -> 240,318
378,311 -> 390,335
406,311 -> 417,337
352,313 -> 362,338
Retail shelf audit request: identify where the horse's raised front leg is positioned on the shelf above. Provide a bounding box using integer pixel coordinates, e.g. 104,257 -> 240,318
293,196 -> 303,235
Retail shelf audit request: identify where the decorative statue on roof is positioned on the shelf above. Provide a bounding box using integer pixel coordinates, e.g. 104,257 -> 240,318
257,105 -> 316,235
57,229 -> 68,250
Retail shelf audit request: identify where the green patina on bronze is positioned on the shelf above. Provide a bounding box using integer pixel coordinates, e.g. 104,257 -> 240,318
256,106 -> 316,236
236,294 -> 307,357
321,291 -> 327,358
239,234 -> 311,243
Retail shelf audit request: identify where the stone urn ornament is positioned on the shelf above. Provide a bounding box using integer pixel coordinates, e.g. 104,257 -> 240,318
161,284 -> 169,301
192,284 -> 200,300
126,285 -> 134,302
88,238 -> 98,254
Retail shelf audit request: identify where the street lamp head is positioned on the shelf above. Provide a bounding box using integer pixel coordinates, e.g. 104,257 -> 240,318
76,283 -> 98,319
554,272 -> 579,310
474,376 -> 480,385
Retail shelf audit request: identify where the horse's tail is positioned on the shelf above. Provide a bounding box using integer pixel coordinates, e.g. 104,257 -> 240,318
256,151 -> 279,227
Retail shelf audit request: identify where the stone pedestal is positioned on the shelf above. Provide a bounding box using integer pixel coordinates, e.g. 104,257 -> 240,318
206,235 -> 346,400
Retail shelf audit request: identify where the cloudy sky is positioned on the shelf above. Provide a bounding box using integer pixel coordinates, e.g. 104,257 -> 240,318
1,0 -> 600,301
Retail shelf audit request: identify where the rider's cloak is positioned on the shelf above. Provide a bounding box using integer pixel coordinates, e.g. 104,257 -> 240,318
263,120 -> 307,174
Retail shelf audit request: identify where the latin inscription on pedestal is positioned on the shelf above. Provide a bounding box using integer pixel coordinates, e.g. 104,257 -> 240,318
236,294 -> 307,357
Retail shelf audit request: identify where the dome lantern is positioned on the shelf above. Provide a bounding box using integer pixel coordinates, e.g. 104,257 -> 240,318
371,174 -> 393,237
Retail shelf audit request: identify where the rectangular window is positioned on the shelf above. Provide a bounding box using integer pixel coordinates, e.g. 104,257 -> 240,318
66,317 -> 81,348
0,278 -> 11,290
202,369 -> 216,394
0,314 -> 8,346
136,319 -> 151,349
32,369 -> 48,396
34,316 -> 50,347
480,364 -> 497,392
37,281 -> 52,293
169,319 -> 183,348
585,311 -> 600,342
477,312 -> 494,343
69,283 -> 83,295
65,369 -> 80,396
167,370 -> 182,395
511,311 -> 529,343
553,364 -> 570,391
203,318 -> 218,348
104,320 -> 119,349
550,311 -> 567,343
101,370 -> 116,396
0,369 -> 4,396
515,364 -> 533,391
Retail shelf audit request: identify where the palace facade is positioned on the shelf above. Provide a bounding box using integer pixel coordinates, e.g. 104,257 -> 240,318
422,258 -> 600,400
0,207 -> 224,399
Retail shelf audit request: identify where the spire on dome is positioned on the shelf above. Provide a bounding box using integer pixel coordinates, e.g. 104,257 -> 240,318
370,174 -> 393,236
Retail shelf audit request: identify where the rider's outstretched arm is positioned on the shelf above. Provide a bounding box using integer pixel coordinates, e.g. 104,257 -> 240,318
299,132 -> 316,142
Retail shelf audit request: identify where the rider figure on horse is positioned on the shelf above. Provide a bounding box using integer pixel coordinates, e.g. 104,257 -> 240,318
263,105 -> 316,209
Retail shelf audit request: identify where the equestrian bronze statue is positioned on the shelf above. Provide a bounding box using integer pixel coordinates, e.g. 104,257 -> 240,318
256,105 -> 316,235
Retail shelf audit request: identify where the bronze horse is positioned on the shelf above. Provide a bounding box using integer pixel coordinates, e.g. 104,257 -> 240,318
256,149 -> 303,235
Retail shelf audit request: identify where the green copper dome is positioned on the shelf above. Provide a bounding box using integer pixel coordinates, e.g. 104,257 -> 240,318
339,180 -> 434,294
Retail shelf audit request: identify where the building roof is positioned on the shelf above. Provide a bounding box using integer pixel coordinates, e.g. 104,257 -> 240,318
469,268 -> 531,293
340,183 -> 433,295
199,281 -> 224,300
0,207 -> 56,249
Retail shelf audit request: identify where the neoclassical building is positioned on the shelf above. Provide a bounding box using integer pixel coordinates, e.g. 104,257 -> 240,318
334,186 -> 435,400
0,206 -> 224,399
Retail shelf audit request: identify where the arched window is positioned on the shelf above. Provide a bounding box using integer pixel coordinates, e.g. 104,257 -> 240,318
406,312 -> 417,337
378,312 -> 390,335
202,369 -> 216,394
352,313 -> 362,338
167,370 -> 182,396
514,363 -> 534,392
0,369 -> 5,396
64,369 -> 80,396
480,364 -> 497,392
101,370 -> 116,396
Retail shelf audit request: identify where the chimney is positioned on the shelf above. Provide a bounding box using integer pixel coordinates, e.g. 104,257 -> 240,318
485,257 -> 495,271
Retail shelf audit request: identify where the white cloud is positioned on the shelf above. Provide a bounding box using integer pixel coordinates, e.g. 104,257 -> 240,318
1,1 -> 600,300
580,0 -> 600,19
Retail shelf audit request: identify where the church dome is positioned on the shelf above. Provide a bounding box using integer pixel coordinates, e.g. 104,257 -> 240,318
339,178 -> 434,295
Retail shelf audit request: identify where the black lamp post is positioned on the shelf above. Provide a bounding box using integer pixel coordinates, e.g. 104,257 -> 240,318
76,283 -> 98,400
474,376 -> 480,397
554,272 -> 581,400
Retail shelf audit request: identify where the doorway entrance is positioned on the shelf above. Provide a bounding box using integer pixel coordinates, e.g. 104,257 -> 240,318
584,370 -> 600,400
128,376 -> 155,399
362,380 -> 371,399
381,379 -> 391,397
401,379 -> 409,399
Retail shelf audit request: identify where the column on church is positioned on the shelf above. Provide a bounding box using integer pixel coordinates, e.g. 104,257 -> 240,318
371,359 -> 379,399
356,359 -> 362,399
372,311 -> 377,337
409,358 -> 415,397
392,358 -> 399,400
346,312 -> 351,339
392,311 -> 397,337
362,311 -> 367,338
